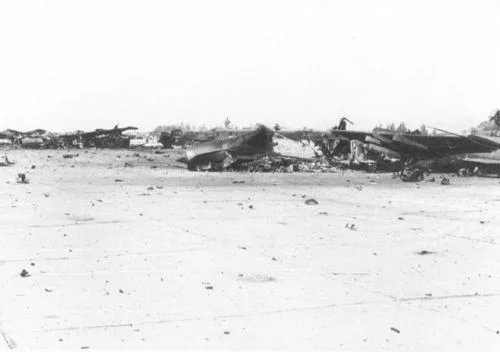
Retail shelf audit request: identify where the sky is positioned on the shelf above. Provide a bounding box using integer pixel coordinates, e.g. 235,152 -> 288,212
0,0 -> 499,133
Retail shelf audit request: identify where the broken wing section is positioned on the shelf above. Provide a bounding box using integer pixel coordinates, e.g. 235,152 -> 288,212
185,125 -> 275,171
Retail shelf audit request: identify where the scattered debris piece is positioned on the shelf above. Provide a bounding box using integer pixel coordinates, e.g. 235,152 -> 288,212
401,168 -> 426,182
345,223 -> 357,231
20,269 -> 30,277
305,198 -> 319,205
0,155 -> 15,166
237,274 -> 276,283
441,177 -> 450,185
17,173 -> 29,184
415,250 -> 436,256
114,179 -> 124,182
63,154 -> 78,159
390,327 -> 401,334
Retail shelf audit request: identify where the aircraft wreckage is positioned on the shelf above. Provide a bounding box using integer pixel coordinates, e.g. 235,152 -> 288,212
1,125 -> 138,149
184,124 -> 500,179
330,128 -> 500,180
184,125 -> 321,171
59,125 -> 138,148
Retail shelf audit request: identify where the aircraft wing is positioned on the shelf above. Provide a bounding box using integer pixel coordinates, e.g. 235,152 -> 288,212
330,130 -> 500,159
463,157 -> 500,165
186,125 -> 275,162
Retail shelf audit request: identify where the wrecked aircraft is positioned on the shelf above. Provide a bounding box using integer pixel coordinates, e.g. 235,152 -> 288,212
0,129 -> 59,148
184,125 -> 322,171
60,126 -> 138,148
330,128 -> 500,176
185,125 -> 274,171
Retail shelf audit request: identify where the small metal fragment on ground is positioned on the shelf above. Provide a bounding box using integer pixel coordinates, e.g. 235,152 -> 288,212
416,250 -> 435,255
17,173 -> 29,184
345,223 -> 356,230
19,269 -> 30,278
390,327 -> 400,334
305,199 -> 319,205
114,179 -> 124,182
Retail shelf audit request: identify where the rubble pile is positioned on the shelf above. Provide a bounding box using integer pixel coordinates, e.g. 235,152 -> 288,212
230,156 -> 338,173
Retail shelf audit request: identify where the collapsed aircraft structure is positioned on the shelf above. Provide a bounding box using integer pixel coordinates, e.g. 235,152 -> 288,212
0,126 -> 138,149
330,128 -> 500,179
185,125 -> 322,171
59,126 -> 138,148
0,129 -> 59,148
183,122 -> 500,179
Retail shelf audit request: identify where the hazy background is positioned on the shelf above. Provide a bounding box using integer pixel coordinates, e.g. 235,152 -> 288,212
0,0 -> 498,132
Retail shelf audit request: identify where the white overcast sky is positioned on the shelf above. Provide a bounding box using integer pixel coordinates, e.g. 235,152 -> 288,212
0,0 -> 499,132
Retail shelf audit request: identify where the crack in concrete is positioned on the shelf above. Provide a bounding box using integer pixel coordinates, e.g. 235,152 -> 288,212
398,293 -> 500,302
37,299 -> 389,332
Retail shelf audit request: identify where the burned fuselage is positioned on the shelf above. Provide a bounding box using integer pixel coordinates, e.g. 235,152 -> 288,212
185,125 -> 275,171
